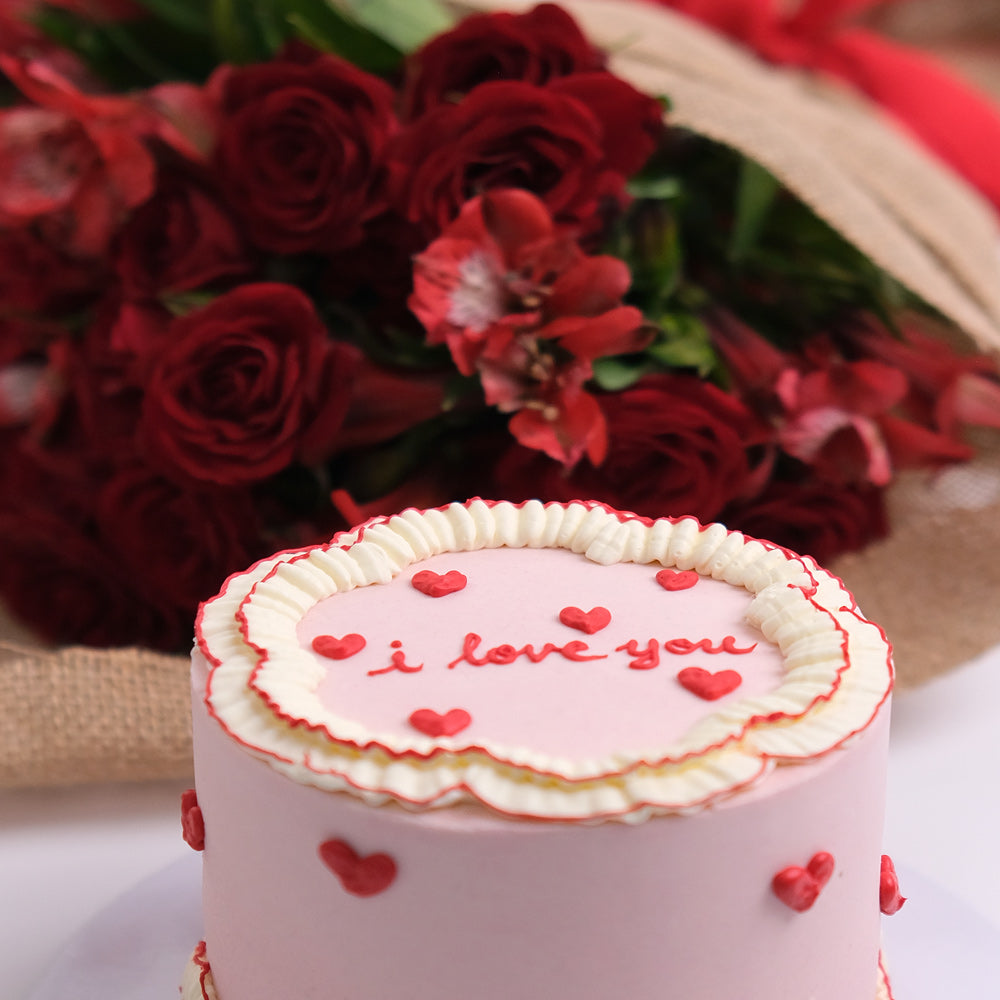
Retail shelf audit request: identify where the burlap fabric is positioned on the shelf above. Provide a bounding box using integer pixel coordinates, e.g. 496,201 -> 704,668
4,0 -> 1000,788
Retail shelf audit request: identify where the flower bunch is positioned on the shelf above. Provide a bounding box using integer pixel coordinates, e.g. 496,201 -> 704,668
1,0 -> 999,651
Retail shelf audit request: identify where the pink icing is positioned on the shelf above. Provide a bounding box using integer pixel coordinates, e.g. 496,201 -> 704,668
300,547 -> 785,761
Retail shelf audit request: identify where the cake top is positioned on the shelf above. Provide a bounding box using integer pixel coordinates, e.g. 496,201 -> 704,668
196,499 -> 893,822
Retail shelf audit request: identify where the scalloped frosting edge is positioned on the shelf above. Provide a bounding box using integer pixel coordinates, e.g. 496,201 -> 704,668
197,499 -> 893,822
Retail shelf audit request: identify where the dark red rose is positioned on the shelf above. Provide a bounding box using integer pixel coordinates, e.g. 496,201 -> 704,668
335,359 -> 446,451
211,51 -> 397,254
401,3 -> 605,119
391,80 -> 624,237
495,373 -> 756,522
139,283 -> 359,486
0,505 -> 185,649
97,461 -> 262,612
0,227 -> 103,313
721,479 -> 888,563
548,73 -> 664,177
45,300 -> 149,458
117,164 -> 254,298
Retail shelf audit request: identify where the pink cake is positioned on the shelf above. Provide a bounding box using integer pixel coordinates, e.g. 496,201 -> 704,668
181,498 -> 900,1000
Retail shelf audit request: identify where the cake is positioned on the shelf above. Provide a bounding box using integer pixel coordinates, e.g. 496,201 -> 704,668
181,498 -> 901,1000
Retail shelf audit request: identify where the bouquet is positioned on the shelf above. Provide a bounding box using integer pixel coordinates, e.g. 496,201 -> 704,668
3,0 -> 1000,656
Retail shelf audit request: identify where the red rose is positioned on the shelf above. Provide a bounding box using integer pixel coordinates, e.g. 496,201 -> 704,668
391,80 -> 624,237
401,3 -> 605,119
548,73 -> 665,177
211,50 -> 397,254
98,461 -> 262,612
117,164 -> 254,298
43,298 -> 152,458
0,228 -> 101,313
496,373 -> 756,522
722,480 -> 888,563
0,505 -> 184,649
139,283 -> 359,486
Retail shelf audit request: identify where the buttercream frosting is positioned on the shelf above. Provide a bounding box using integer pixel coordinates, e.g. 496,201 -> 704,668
197,498 -> 893,821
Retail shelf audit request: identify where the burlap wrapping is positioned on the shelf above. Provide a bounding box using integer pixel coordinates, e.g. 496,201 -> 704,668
4,0 -> 1000,788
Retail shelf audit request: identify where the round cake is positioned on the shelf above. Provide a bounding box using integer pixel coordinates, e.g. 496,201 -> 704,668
183,498 -> 896,999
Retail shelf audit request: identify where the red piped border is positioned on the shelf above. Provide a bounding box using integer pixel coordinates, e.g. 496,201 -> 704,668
192,940 -> 213,1000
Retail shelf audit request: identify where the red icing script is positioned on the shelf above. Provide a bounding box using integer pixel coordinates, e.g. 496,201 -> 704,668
411,569 -> 467,597
772,852 -> 835,912
319,838 -> 397,897
301,547 -> 784,758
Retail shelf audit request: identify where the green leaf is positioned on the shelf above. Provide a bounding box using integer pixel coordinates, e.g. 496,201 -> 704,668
32,7 -> 218,85
336,0 -> 455,54
626,201 -> 683,308
729,157 -> 780,263
591,356 -> 653,392
626,175 -> 682,201
648,313 -> 718,376
129,0 -> 213,36
162,290 -> 217,317
283,0 -> 403,74
211,0 -> 275,63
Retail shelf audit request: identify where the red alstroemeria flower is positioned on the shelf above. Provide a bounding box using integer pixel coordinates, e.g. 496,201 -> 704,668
712,315 -> 980,485
775,360 -> 908,486
844,321 -> 1000,439
0,55 -> 157,257
477,328 -> 607,467
410,189 -> 650,465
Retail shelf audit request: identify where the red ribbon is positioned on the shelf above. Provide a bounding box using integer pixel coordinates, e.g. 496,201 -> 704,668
653,0 -> 1000,213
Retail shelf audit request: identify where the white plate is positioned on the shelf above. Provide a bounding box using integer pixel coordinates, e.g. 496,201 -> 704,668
27,854 -> 995,999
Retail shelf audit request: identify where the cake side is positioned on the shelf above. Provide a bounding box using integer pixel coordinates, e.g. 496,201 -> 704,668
186,499 -> 895,1000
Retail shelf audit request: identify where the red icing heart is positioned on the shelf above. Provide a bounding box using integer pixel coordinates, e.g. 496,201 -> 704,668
409,707 -> 472,738
312,633 -> 366,660
319,839 -> 397,897
656,568 -> 699,591
772,852 -> 835,912
676,666 -> 742,700
559,606 -> 611,634
180,788 -> 205,852
880,855 -> 906,915
411,569 -> 467,597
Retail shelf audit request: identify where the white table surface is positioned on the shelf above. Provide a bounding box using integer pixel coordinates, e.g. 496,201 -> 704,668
3,646 -> 1000,1000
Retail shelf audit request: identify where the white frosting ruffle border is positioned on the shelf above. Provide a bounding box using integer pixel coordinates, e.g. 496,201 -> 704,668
197,500 -> 892,822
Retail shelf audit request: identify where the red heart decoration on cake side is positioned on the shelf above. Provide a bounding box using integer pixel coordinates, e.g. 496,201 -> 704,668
312,633 -> 366,660
409,707 -> 472,738
655,568 -> 699,591
559,606 -> 611,634
319,839 -> 397,897
180,788 -> 205,852
772,851 -> 835,912
411,569 -> 467,597
879,855 -> 906,915
676,666 -> 742,700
